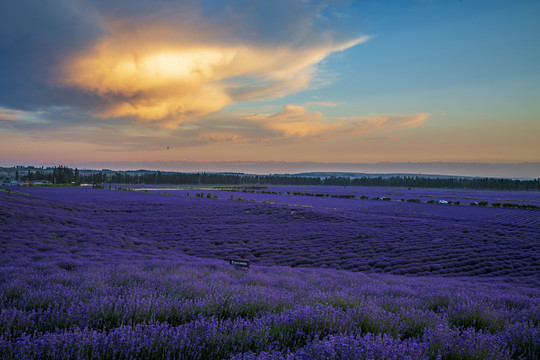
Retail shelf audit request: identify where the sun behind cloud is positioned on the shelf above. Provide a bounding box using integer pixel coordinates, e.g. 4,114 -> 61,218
61,18 -> 367,128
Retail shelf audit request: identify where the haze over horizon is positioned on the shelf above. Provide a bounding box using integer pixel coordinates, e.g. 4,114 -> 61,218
3,161 -> 539,180
1,1 -> 539,167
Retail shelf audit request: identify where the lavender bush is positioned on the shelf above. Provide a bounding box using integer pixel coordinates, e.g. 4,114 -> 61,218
0,260 -> 538,359
1,187 -> 539,359
2,188 -> 538,283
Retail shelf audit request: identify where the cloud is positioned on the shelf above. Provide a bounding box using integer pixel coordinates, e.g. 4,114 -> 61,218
335,113 -> 430,134
175,105 -> 430,145
0,108 -> 27,121
0,107 -> 49,130
1,103 -> 429,152
305,101 -> 339,107
249,105 -> 336,138
0,0 -> 367,128
1,0 -> 429,154
260,105 -> 429,141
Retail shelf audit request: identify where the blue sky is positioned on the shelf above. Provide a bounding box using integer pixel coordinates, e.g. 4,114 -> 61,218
0,0 -> 538,169
247,1 -> 540,116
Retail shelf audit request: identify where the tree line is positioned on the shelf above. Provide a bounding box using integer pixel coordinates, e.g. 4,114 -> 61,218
20,166 -> 540,190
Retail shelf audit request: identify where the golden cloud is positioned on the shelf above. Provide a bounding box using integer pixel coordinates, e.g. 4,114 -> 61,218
246,105 -> 430,141
337,113 -> 430,134
61,20 -> 368,128
253,104 -> 339,138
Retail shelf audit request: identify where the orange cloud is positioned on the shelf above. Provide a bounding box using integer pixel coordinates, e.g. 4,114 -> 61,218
61,20 -> 368,128
252,105 -> 338,138
0,108 -> 28,121
336,113 -> 430,134
245,105 -> 430,141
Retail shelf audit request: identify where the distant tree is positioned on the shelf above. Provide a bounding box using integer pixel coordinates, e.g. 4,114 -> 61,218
74,169 -> 80,185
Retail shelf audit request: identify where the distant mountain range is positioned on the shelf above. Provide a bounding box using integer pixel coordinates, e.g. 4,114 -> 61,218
71,161 -> 539,179
291,172 -> 478,179
2,161 -> 539,180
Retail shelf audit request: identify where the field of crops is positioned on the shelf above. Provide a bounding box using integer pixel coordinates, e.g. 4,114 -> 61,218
1,185 -> 539,359
4,186 -> 538,282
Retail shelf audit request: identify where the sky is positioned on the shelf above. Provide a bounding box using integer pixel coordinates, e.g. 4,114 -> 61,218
0,0 -> 539,173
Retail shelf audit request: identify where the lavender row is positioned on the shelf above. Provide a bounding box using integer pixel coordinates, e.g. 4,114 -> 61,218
1,260 -> 538,359
2,190 -> 538,285
110,183 -> 540,204
1,325 -> 522,359
119,186 -> 540,225
1,186 -> 539,358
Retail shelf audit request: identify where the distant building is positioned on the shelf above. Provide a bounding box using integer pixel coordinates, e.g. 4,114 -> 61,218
1,179 -> 21,186
28,180 -> 51,185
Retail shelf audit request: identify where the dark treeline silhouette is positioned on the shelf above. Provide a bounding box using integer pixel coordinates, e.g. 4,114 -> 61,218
345,176 -> 540,190
24,166 -> 80,185
20,167 -> 540,190
107,172 -> 321,186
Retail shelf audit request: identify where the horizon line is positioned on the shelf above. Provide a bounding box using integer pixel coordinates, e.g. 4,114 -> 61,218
2,160 -> 539,180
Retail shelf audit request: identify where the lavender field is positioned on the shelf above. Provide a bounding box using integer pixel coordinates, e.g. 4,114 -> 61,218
1,186 -> 539,359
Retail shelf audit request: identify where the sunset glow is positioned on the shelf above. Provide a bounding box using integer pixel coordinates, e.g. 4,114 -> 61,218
60,15 -> 367,128
0,0 -> 539,172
